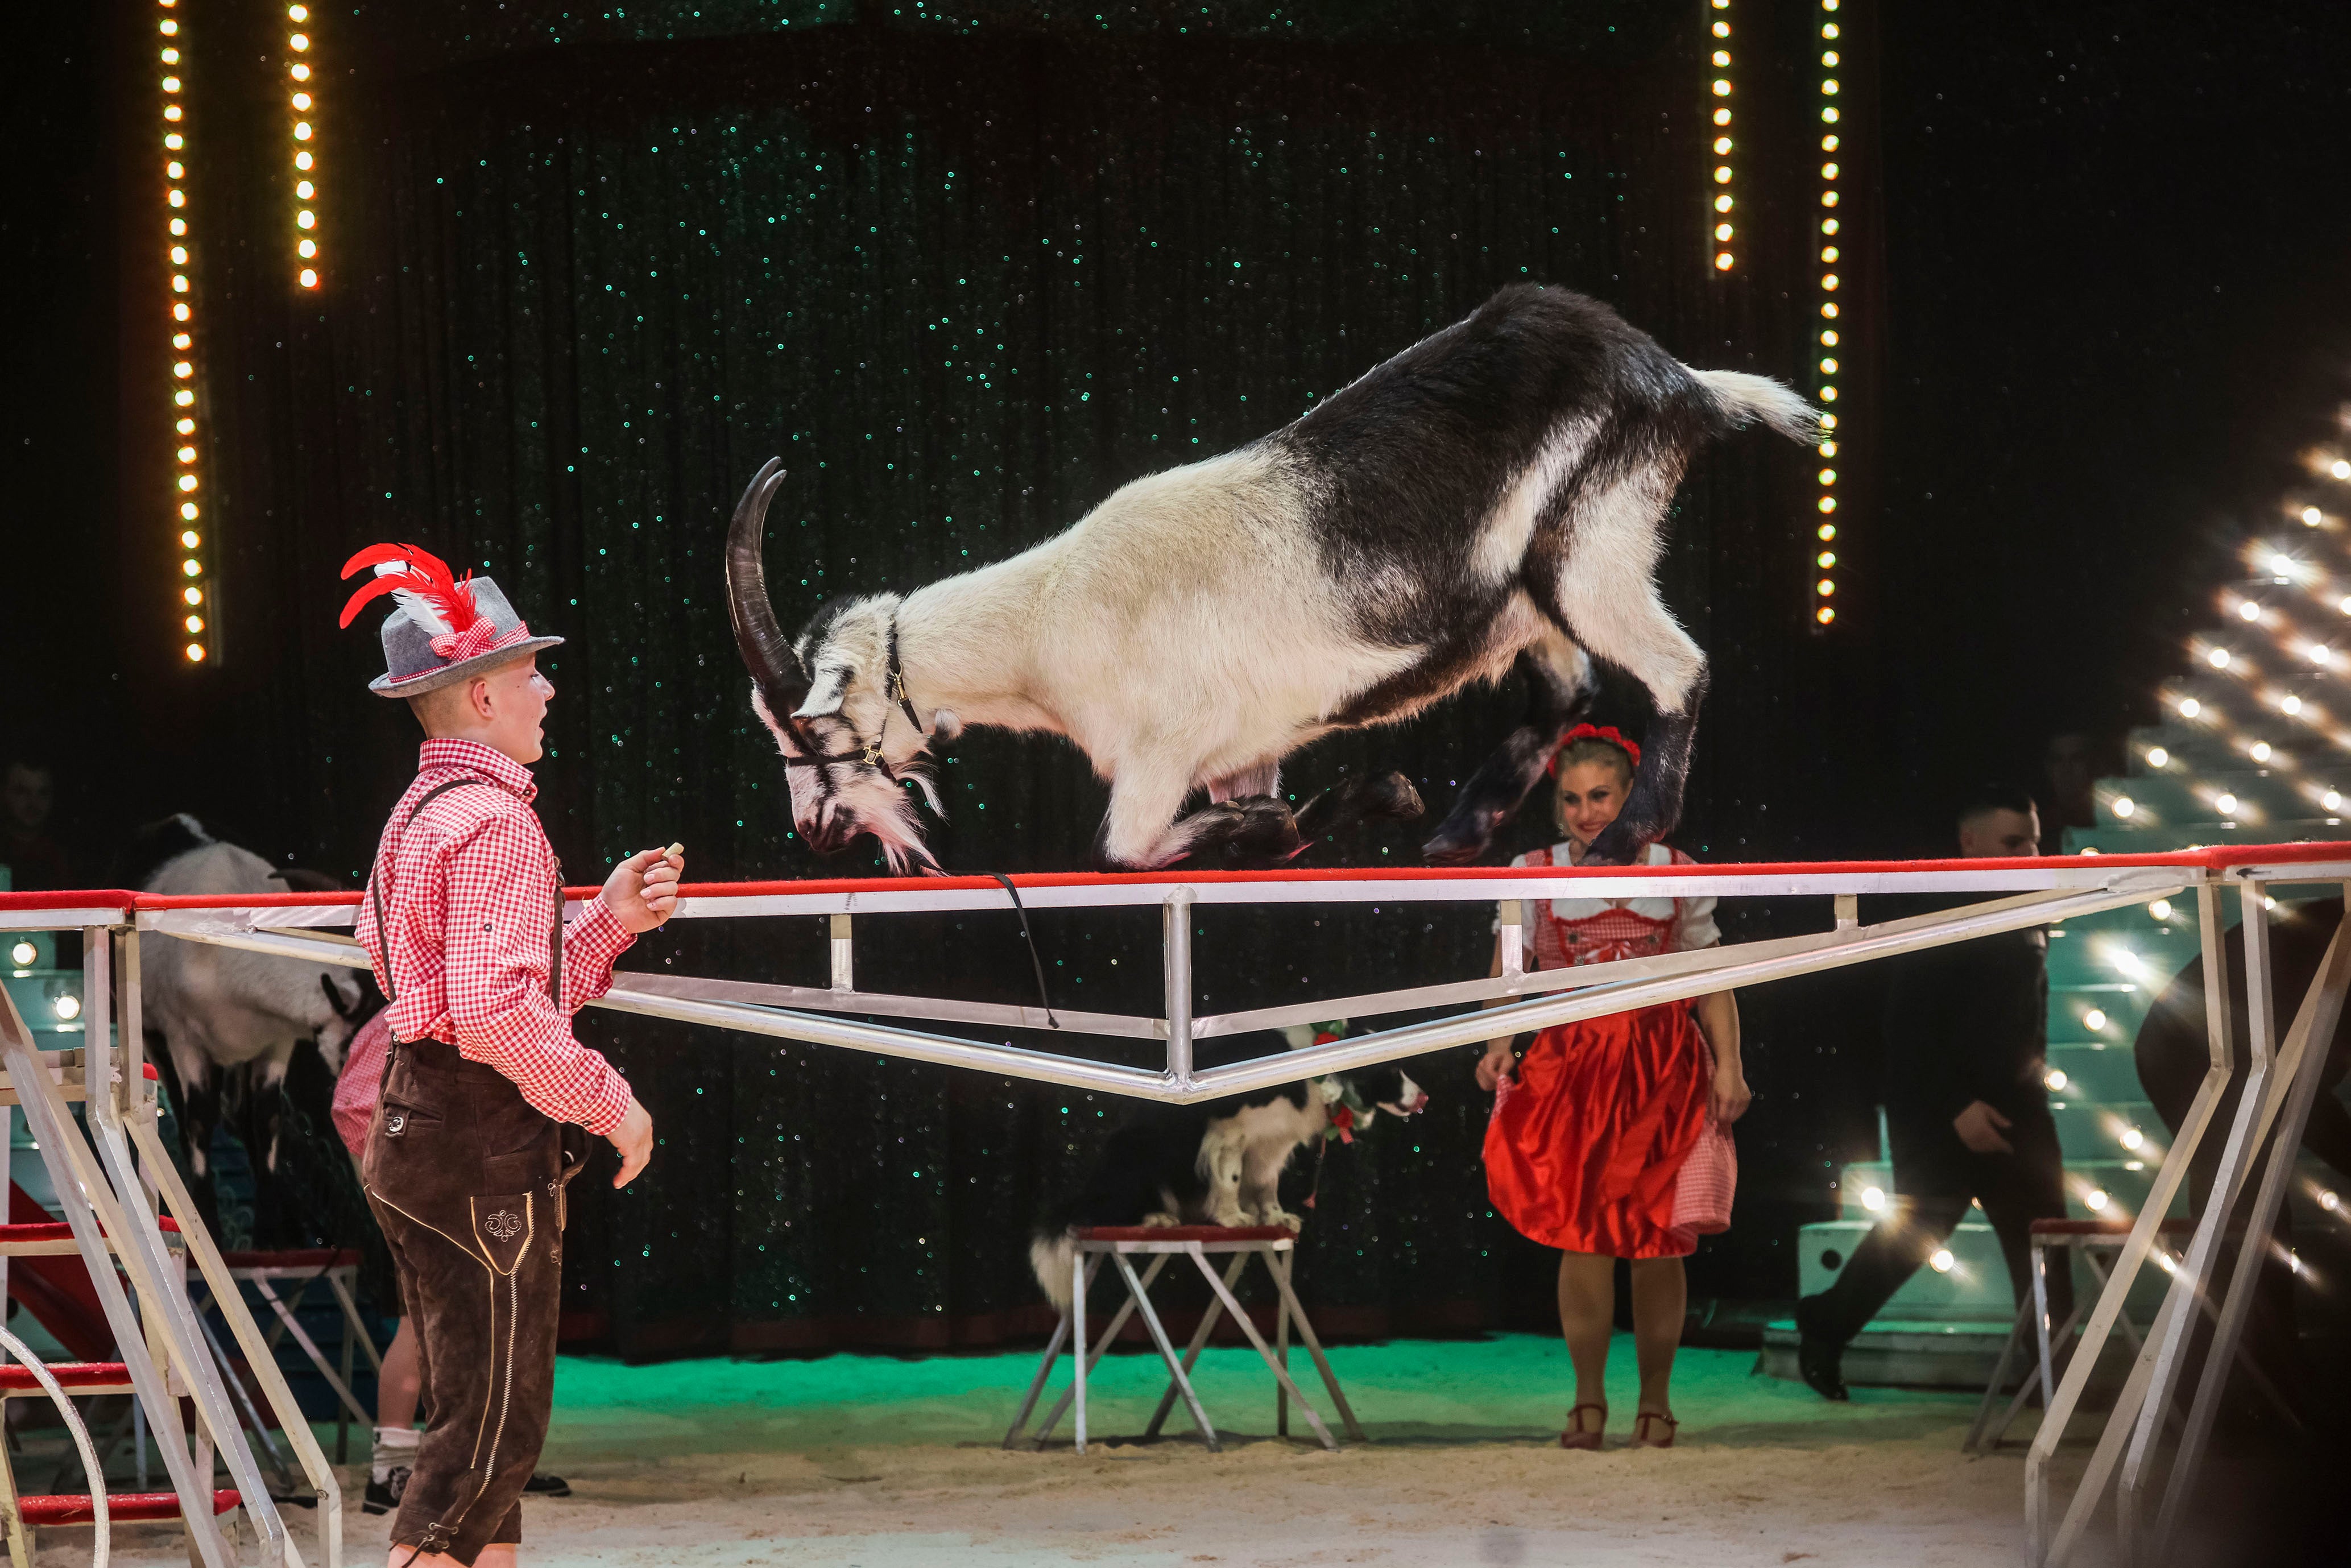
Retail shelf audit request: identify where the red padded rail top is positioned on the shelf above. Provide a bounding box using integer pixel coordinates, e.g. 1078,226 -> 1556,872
17,1489 -> 239,1526
1078,1225 -> 1297,1243
0,1218 -> 180,1244
0,1362 -> 132,1392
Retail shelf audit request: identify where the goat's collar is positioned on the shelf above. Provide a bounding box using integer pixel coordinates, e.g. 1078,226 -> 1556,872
783,611 -> 926,773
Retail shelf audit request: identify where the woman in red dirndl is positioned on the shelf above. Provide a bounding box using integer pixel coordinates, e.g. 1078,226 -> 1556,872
1476,727 -> 1750,1451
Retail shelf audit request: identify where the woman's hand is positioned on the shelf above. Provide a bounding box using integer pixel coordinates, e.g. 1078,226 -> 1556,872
1476,1040 -> 1518,1093
605,845 -> 684,934
1710,1056 -> 1752,1125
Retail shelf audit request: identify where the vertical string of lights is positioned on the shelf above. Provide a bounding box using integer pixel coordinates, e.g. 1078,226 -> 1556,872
288,5 -> 321,289
158,1 -> 211,665
1811,0 -> 1847,627
1706,0 -> 1736,274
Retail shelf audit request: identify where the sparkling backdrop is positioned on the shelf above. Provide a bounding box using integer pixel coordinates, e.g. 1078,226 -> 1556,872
187,3 -> 1842,1356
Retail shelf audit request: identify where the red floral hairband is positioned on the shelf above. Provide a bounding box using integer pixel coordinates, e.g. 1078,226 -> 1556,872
1546,723 -> 1642,776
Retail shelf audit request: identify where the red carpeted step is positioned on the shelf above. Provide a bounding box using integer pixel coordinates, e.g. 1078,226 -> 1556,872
0,1217 -> 181,1246
0,1362 -> 133,1393
216,1247 -> 362,1271
1076,1225 -> 1298,1243
16,1488 -> 239,1525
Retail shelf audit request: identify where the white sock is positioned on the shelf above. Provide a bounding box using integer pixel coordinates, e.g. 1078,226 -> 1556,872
371,1423 -> 419,1483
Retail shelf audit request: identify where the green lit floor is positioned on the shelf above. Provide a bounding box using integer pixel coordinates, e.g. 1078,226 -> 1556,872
53,1334 -> 2105,1567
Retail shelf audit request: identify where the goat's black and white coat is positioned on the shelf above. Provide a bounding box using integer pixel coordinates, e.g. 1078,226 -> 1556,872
728,284 -> 1817,871
1027,1059 -> 1427,1309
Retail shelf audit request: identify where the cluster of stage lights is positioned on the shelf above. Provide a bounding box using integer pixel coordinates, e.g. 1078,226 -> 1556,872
1812,0 -> 1844,627
2110,449 -> 2351,828
1707,0 -> 1737,274
158,0 -> 208,665
288,5 -> 321,289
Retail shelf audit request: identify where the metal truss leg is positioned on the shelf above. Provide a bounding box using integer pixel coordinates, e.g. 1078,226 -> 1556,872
1264,1248 -> 1363,1442
1111,1253 -> 1219,1450
1145,1253 -> 1248,1439
1029,1254 -> 1163,1449
1963,1295 -> 2035,1453
1183,1243 -> 1336,1450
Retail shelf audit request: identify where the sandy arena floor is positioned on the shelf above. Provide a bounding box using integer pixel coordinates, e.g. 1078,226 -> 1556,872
40,1334 -> 2107,1566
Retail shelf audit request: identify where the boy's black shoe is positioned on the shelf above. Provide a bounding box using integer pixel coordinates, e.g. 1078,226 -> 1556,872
1794,1294 -> 1850,1402
362,1466 -> 410,1516
524,1473 -> 572,1498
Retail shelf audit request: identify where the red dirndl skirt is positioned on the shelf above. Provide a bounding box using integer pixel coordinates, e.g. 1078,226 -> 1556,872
1484,1002 -> 1727,1259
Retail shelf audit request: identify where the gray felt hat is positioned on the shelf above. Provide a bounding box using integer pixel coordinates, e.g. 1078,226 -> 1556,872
367,576 -> 564,697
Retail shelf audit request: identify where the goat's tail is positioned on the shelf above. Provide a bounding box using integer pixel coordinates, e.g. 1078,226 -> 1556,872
1692,369 -> 1822,445
1030,1227 -> 1080,1310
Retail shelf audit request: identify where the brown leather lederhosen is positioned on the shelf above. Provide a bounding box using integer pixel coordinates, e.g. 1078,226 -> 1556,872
362,779 -> 588,1564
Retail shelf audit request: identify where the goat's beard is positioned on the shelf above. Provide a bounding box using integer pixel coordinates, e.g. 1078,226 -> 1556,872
784,758 -> 940,875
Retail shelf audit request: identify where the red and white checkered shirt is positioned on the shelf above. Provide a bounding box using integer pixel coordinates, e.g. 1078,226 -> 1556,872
354,739 -> 636,1135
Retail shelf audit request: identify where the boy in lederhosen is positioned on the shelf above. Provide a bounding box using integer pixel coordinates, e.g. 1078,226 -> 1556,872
342,544 -> 677,1566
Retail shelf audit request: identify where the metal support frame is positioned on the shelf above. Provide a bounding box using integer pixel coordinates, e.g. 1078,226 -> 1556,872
40,844 -> 2351,1562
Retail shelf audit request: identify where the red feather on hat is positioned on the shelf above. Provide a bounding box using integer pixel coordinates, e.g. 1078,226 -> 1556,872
336,543 -> 483,635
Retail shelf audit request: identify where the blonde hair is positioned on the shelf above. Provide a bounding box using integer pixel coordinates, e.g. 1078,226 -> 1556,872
1553,735 -> 1634,785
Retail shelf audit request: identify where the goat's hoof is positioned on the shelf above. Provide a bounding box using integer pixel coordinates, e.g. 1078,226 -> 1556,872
1221,796 -> 1309,864
1140,1211 -> 1181,1228
1357,769 -> 1426,823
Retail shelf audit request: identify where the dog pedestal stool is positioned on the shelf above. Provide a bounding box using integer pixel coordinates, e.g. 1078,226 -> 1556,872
1003,1226 -> 1365,1454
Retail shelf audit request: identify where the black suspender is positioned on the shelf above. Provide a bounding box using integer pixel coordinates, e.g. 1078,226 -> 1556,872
366,777 -> 562,1012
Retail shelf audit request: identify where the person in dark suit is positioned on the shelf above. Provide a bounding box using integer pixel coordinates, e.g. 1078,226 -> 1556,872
1794,785 -> 2069,1399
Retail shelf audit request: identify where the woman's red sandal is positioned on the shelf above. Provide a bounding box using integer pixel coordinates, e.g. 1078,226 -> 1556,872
1631,1410 -> 1678,1449
1559,1403 -> 1608,1451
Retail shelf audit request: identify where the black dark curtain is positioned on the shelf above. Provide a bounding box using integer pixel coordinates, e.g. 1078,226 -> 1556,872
150,1 -> 1874,1357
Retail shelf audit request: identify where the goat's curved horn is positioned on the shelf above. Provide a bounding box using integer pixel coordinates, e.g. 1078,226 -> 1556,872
725,458 -> 812,718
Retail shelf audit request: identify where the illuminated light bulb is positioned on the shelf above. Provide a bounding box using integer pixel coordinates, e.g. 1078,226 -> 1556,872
2121,1127 -> 2145,1151
2317,646 -> 2336,666
1821,246 -> 1840,263
1928,1248 -> 1954,1273
162,76 -> 181,93
1820,386 -> 1838,401
185,615 -> 204,634
2085,1189 -> 2110,1212
2271,553 -> 2295,575
295,122 -> 313,142
176,445 -> 196,463
2112,796 -> 2135,818
2265,895 -> 2279,911
1715,252 -> 1735,272
2326,789 -> 2344,811
292,62 -> 313,82
166,161 -> 184,180
1712,51 -> 1731,67
181,558 -> 201,577
9,941 -> 35,967
2335,460 -> 2351,480
1712,23 -> 1728,40
1861,1186 -> 1886,1213
1823,79 -> 1840,95
1714,165 -> 1732,184
296,180 -> 315,199
2084,1009 -> 2108,1031
1713,107 -> 1730,126
2283,694 -> 2304,715
176,417 -> 194,434
1818,496 -> 1837,513
2323,1190 -> 2342,1214
1822,273 -> 1840,290
299,238 -> 317,258
167,188 -> 185,207
2305,507 -> 2324,526
2240,601 -> 2262,621
1817,578 -> 1836,597
1822,302 -> 1839,318
1713,79 -> 1731,97
1715,194 -> 1733,213
180,502 -> 198,520
2045,1069 -> 2069,1091
2147,746 -> 2168,767
175,389 -> 194,406
180,529 -> 200,548
164,134 -> 183,151
2216,792 -> 2238,814
164,105 -> 182,122
183,586 -> 202,606
2179,697 -> 2201,718
290,32 -> 310,50
2150,899 -> 2173,920
1816,606 -> 1836,625
160,18 -> 179,36
173,360 -> 192,379
1818,552 -> 1837,569
1822,329 -> 1840,346
300,268 -> 320,288
295,150 -> 313,170
186,642 -> 206,663
1714,223 -> 1733,242
53,994 -> 81,1021
289,3 -> 309,18
1818,523 -> 1837,541
1819,358 -> 1839,375
2251,740 -> 2273,762
1821,440 -> 1840,456
177,474 -> 198,493
162,47 -> 179,64
171,328 -> 190,346
292,92 -> 313,111
297,209 -> 316,228
172,274 -> 189,292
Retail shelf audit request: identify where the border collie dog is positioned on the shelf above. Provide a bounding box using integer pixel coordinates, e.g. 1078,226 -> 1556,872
1029,1062 -> 1427,1307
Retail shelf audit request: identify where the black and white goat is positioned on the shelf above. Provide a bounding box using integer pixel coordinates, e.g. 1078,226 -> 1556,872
127,816 -> 380,1229
728,283 -> 1815,871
